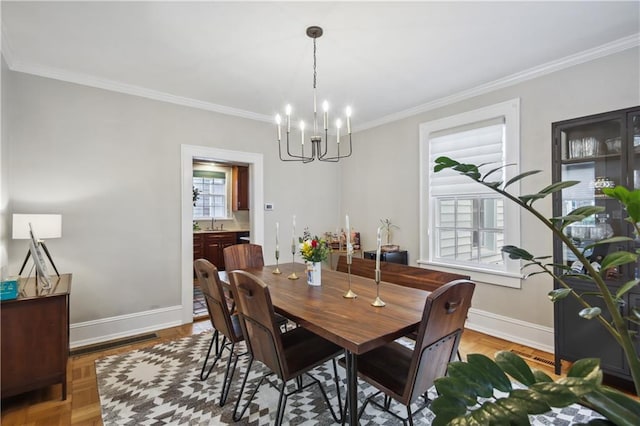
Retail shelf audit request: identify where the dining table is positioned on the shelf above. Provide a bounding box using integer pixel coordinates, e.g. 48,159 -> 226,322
222,262 -> 429,425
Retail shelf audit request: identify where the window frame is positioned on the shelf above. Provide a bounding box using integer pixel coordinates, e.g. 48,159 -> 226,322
418,98 -> 522,288
192,165 -> 233,220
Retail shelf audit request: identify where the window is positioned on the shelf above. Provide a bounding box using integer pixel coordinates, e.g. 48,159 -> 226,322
193,169 -> 229,219
419,99 -> 521,287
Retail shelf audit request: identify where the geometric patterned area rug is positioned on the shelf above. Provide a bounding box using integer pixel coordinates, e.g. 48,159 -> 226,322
96,333 -> 604,425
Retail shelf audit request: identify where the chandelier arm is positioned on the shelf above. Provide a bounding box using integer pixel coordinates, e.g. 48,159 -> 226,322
318,133 -> 352,161
318,129 -> 329,159
279,132 -> 314,162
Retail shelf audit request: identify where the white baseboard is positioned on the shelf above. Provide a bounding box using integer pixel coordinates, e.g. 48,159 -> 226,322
69,305 -> 185,349
466,307 -> 555,354
68,304 -> 554,355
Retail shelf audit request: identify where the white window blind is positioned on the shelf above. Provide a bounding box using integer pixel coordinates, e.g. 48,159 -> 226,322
429,120 -> 505,197
419,98 -> 521,288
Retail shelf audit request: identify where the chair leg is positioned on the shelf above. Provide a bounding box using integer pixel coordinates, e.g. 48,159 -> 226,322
406,405 -> 414,426
232,356 -> 271,422
275,381 -> 288,426
200,331 -> 225,380
232,355 -> 254,421
219,342 -> 240,406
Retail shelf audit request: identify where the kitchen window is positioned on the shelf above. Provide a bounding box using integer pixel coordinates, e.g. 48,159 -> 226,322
193,169 -> 230,219
419,99 -> 521,287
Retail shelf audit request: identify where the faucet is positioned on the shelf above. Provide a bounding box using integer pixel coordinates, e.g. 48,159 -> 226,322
211,217 -> 215,230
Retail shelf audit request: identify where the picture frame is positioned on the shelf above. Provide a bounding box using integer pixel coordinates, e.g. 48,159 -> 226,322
29,223 -> 52,289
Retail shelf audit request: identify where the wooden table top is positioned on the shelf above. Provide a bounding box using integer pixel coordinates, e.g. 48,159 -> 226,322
235,263 -> 428,355
1,274 -> 72,303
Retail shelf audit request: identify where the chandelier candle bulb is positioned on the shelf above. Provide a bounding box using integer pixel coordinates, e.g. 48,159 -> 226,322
323,101 -> 329,130
285,105 -> 291,133
275,114 -> 282,141
346,106 -> 352,134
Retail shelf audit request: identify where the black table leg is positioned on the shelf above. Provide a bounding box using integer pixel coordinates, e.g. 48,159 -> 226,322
345,350 -> 358,425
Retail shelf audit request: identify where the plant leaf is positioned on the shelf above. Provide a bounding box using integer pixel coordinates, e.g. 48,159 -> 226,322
549,288 -> 572,302
433,376 -> 479,406
579,307 -> 602,319
502,245 -> 535,261
495,351 -> 536,386
446,361 -> 495,398
580,387 -> 640,426
616,279 -> 640,299
431,395 -> 467,426
600,251 -> 638,271
467,353 -> 513,392
539,180 -> 581,195
503,170 -> 542,189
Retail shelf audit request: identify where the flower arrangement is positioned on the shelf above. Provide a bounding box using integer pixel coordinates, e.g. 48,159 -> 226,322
299,228 -> 330,263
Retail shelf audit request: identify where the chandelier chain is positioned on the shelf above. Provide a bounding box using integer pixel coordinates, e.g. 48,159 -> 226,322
313,37 -> 317,90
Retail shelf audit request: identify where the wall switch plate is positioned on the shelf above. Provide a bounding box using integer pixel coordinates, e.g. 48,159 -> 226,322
264,203 -> 274,211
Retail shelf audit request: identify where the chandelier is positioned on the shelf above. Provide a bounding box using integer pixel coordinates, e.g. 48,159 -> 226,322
275,26 -> 353,163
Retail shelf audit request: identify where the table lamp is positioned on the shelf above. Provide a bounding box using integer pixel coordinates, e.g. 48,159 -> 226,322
13,213 -> 62,277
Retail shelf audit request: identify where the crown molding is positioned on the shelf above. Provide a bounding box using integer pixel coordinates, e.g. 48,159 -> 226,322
4,32 -> 638,128
357,33 -> 640,132
7,58 -> 273,123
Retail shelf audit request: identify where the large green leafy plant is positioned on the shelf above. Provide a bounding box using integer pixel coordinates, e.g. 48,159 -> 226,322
430,157 -> 640,426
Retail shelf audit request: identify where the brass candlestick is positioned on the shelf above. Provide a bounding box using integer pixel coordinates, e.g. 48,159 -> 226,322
371,227 -> 385,307
343,251 -> 357,299
288,245 -> 299,280
371,269 -> 386,307
273,249 -> 281,274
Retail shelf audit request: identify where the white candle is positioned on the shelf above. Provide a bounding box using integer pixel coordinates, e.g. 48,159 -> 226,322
285,104 -> 291,133
276,222 -> 279,251
275,114 -> 282,141
300,121 -> 305,145
346,215 -> 351,253
323,100 -> 329,130
336,119 -> 342,144
375,226 -> 382,272
346,106 -> 352,134
292,215 -> 296,253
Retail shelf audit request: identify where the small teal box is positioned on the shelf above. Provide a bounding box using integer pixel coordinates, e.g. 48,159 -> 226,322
1,279 -> 19,301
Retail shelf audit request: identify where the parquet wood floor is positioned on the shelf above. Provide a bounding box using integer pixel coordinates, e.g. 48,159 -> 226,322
0,322 -> 558,426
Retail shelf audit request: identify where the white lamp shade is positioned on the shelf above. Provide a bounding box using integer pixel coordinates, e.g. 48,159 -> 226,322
12,214 -> 62,239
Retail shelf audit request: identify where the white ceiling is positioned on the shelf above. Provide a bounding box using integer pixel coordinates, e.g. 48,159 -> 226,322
2,1 -> 639,130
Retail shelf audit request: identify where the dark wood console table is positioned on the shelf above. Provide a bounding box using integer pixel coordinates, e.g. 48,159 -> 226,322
1,274 -> 71,400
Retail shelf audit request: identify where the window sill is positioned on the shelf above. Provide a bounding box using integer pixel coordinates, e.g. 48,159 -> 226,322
416,259 -> 522,289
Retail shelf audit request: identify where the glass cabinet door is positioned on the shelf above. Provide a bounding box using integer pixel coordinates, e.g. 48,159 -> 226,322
556,115 -> 625,279
630,111 -> 640,280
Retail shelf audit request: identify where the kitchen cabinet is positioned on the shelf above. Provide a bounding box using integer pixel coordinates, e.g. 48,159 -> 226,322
232,165 -> 249,211
1,274 -> 71,400
193,231 -> 237,271
552,105 -> 640,385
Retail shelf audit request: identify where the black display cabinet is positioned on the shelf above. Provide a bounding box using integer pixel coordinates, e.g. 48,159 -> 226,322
552,105 -> 640,387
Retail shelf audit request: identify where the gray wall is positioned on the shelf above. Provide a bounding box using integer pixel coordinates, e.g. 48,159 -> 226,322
342,48 -> 640,329
4,70 -> 342,325
4,47 -> 638,345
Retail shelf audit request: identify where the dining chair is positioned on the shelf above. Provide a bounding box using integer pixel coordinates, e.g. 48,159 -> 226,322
223,243 -> 265,270
224,243 -> 292,331
227,270 -> 344,425
349,279 -> 475,425
193,258 -> 245,406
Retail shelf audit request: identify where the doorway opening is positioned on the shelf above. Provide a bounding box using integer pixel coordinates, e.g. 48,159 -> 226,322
181,145 -> 265,325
